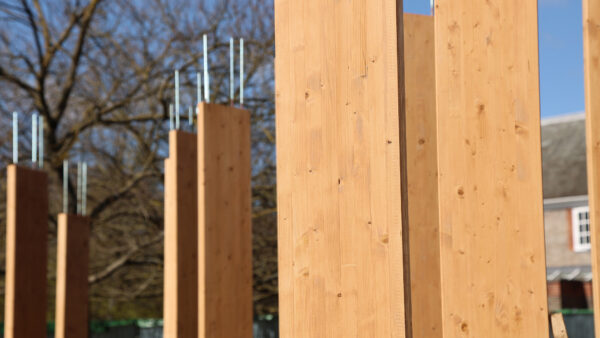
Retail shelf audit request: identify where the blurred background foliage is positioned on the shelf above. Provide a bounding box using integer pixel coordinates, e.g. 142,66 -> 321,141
0,0 -> 276,319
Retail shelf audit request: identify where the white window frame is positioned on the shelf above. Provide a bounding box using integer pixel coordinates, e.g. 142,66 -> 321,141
571,206 -> 591,252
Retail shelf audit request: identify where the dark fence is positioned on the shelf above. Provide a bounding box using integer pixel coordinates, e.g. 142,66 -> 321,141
89,313 -> 594,338
553,312 -> 594,338
35,318 -> 278,338
1,313 -> 591,338
135,320 -> 278,338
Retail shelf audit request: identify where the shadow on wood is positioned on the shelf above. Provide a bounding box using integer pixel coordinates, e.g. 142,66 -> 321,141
197,103 -> 253,337
4,165 -> 48,338
164,130 -> 198,337
55,214 -> 90,338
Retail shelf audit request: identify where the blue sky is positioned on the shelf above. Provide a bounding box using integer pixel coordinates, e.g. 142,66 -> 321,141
404,0 -> 585,118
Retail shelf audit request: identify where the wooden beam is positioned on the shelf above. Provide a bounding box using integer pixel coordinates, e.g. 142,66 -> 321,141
4,165 -> 48,338
434,1 -> 549,336
55,214 -> 90,338
197,103 -> 253,337
274,0 -> 409,336
550,313 -> 569,338
583,1 -> 600,336
164,130 -> 198,338
404,13 -> 442,338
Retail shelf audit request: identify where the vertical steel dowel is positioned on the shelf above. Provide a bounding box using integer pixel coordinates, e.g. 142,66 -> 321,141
63,160 -> 68,214
240,38 -> 244,106
32,114 -> 37,165
76,162 -> 82,215
12,112 -> 18,164
38,115 -> 44,168
175,70 -> 180,130
82,162 -> 87,216
230,37 -> 234,103
203,34 -> 210,103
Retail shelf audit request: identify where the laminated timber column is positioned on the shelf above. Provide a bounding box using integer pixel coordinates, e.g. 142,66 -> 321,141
164,130 -> 198,337
197,103 -> 252,337
404,13 -> 442,338
4,165 -> 48,338
55,214 -> 90,338
274,0 -> 410,337
583,0 -> 600,336
434,1 -> 549,337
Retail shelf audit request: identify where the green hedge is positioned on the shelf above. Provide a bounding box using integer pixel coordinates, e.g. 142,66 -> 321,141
0,319 -> 164,334
555,309 -> 594,315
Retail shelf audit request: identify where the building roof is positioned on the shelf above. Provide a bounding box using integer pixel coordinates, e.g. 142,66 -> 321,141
547,265 -> 592,282
542,113 -> 587,199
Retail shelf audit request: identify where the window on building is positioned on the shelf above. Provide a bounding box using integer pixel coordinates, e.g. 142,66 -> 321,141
571,206 -> 591,252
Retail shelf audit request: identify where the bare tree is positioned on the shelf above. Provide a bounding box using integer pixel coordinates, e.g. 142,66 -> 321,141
0,0 -> 276,319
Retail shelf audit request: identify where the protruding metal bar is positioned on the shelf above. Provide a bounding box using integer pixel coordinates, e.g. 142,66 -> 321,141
197,72 -> 202,105
230,37 -> 234,103
175,70 -> 180,129
63,160 -> 68,214
77,162 -> 82,215
203,34 -> 210,103
32,113 -> 37,165
240,38 -> 244,106
38,115 -> 44,168
169,103 -> 174,130
188,106 -> 193,126
12,112 -> 18,164
82,162 -> 87,216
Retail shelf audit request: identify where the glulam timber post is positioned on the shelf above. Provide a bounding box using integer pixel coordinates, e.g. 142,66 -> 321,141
164,130 -> 198,337
583,0 -> 600,336
197,102 -> 253,337
274,0 -> 410,336
4,165 -> 48,338
55,214 -> 90,338
434,1 -> 549,337
404,13 -> 442,338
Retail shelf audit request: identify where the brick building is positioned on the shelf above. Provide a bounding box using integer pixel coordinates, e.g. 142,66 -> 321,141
542,112 -> 593,311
